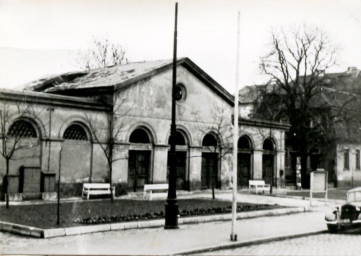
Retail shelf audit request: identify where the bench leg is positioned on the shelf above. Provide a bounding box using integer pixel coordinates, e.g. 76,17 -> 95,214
87,193 -> 90,200
149,191 -> 152,201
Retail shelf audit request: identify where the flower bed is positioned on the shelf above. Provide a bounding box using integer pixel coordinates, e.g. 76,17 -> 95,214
75,204 -> 279,225
0,199 -> 284,228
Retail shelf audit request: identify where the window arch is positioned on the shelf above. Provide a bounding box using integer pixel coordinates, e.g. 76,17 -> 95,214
63,124 -> 88,140
7,120 -> 37,138
238,136 -> 252,150
129,128 -> 151,143
263,138 -> 275,151
168,131 -> 186,145
202,133 -> 217,147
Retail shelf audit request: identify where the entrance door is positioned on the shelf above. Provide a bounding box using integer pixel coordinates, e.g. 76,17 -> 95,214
128,151 -> 150,192
201,153 -> 218,189
168,151 -> 187,190
238,153 -> 251,188
262,155 -> 274,185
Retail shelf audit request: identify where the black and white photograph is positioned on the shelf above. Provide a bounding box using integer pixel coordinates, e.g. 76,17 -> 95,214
0,0 -> 361,255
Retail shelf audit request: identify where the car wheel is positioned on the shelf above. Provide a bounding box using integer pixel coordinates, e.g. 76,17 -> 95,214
327,224 -> 339,233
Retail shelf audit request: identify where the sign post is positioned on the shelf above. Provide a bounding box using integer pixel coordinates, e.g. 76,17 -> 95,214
310,169 -> 328,206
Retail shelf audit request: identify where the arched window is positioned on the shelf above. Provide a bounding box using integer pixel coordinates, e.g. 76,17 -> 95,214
63,124 -> 88,140
7,120 -> 37,138
238,136 -> 251,150
129,128 -> 150,143
263,138 -> 275,151
168,131 -> 186,145
202,134 -> 217,147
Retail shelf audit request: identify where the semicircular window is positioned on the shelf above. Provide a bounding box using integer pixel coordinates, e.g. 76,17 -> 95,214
263,139 -> 274,151
129,129 -> 150,143
63,124 -> 88,140
7,120 -> 37,138
238,136 -> 251,150
202,134 -> 217,147
168,131 -> 186,145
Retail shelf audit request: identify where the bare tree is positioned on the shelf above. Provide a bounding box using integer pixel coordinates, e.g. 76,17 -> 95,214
78,37 -> 129,70
0,93 -> 41,208
85,96 -> 133,202
195,102 -> 232,199
255,25 -> 341,188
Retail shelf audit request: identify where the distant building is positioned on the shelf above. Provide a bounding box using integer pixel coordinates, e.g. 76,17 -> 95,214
0,58 -> 288,200
239,67 -> 361,188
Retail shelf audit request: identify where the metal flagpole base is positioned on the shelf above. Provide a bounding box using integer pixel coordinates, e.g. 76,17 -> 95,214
230,234 -> 238,241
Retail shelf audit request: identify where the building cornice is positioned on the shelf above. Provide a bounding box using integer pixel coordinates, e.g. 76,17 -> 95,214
0,88 -> 108,111
239,118 -> 291,130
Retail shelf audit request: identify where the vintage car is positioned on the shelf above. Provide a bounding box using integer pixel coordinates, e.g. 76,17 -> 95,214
325,187 -> 361,233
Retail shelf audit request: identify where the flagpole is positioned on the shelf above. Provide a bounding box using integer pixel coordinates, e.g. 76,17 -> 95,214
231,11 -> 240,242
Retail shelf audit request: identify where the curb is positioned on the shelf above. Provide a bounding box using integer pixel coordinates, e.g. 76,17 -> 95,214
0,206 -> 308,238
176,230 -> 328,255
271,194 -> 345,205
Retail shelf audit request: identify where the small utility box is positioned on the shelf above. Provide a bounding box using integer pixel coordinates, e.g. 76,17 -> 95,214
310,169 -> 328,206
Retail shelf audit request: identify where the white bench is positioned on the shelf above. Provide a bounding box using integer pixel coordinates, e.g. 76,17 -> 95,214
82,183 -> 112,200
143,184 -> 169,200
249,180 -> 270,194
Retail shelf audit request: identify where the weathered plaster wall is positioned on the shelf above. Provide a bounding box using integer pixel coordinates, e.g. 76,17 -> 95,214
113,66 -> 287,190
336,143 -> 361,187
0,97 -> 109,197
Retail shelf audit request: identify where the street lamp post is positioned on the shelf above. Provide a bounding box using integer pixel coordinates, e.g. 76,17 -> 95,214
165,2 -> 179,229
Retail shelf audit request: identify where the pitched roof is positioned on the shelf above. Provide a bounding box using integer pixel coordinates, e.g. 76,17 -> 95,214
24,57 -> 235,105
24,59 -> 173,92
309,87 -> 358,109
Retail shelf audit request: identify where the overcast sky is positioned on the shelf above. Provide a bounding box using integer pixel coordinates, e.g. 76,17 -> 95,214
0,0 -> 360,94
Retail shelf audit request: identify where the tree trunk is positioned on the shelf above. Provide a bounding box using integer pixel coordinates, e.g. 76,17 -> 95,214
212,167 -> 215,200
109,162 -> 114,203
5,158 -> 9,209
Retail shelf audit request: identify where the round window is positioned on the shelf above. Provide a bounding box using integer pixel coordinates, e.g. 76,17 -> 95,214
175,83 -> 187,103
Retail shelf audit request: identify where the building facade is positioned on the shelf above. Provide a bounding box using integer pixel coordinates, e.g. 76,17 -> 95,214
0,58 -> 288,200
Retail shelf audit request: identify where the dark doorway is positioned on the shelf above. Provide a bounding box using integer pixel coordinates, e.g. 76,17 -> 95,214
128,150 -> 151,192
201,153 -> 218,189
238,136 -> 252,188
238,153 -> 251,188
263,138 -> 275,185
168,151 -> 187,190
262,154 -> 274,185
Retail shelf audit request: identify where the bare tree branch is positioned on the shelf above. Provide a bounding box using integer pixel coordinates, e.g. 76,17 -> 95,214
77,37 -> 130,71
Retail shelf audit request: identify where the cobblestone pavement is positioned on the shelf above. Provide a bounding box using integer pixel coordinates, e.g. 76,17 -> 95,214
207,230 -> 361,256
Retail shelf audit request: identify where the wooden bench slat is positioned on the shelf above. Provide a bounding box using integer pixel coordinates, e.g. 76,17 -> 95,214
249,180 -> 270,194
82,183 -> 112,200
143,184 -> 169,200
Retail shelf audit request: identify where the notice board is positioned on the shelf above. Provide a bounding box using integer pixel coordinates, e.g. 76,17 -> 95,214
310,169 -> 328,206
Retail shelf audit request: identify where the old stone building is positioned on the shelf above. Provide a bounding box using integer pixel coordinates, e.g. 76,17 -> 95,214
0,58 -> 288,200
239,67 -> 361,188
